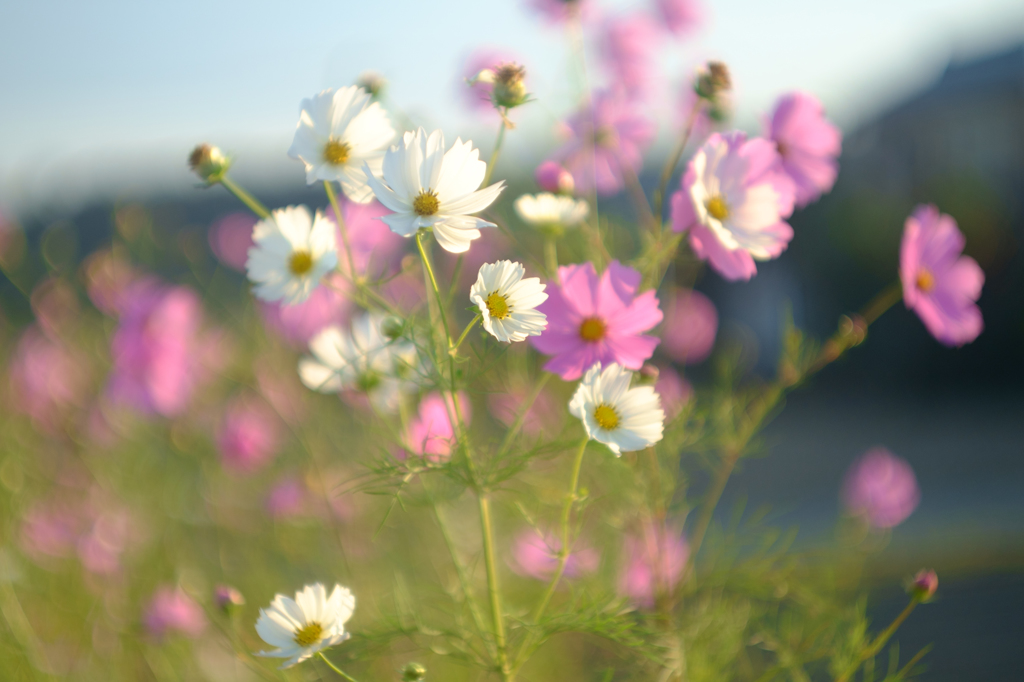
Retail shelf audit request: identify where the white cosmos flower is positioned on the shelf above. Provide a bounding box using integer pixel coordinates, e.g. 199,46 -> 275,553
514,193 -> 589,229
569,363 -> 664,455
288,86 -> 395,203
255,583 -> 355,669
470,260 -> 548,343
363,128 -> 505,254
298,312 -> 420,412
246,206 -> 338,305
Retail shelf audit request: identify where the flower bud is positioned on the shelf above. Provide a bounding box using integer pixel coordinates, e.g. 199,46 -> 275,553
381,316 -> 404,341
907,569 -> 938,602
357,71 -> 387,99
401,662 -> 427,682
188,144 -> 229,183
214,585 -> 245,612
535,161 -> 574,195
490,63 -> 529,109
694,61 -> 731,100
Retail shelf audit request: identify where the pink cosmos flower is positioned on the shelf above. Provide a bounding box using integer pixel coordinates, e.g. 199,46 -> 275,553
402,392 -> 471,463
208,212 -> 256,271
217,398 -> 281,474
260,273 -> 352,346
106,282 -> 207,417
511,528 -> 599,581
655,0 -> 703,37
764,92 -> 842,208
670,131 -> 795,281
535,160 -> 575,194
661,288 -> 717,363
144,587 -> 206,639
461,48 -> 519,113
8,327 -> 87,429
531,261 -> 662,380
487,385 -> 560,436
600,14 -> 661,101
528,0 -> 591,24
842,447 -> 920,529
327,198 -> 406,279
899,205 -> 984,347
266,476 -> 308,519
654,365 -> 693,419
619,521 -> 689,608
557,90 -> 655,196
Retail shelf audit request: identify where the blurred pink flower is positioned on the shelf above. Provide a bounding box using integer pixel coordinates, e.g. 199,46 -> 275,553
326,198 -> 406,279
144,587 -> 206,639
764,92 -> 842,208
670,131 -> 795,281
661,288 -> 717,363
842,447 -> 920,529
380,268 -> 426,313
655,0 -> 702,36
654,365 -> 693,419
511,528 -> 599,581
106,282 -> 208,417
460,48 -> 519,113
217,397 -> 281,474
208,212 -> 256,271
20,503 -> 82,560
77,510 -> 130,575
557,90 -> 655,196
531,261 -> 662,380
619,521 -> 688,608
266,476 -> 308,519
535,160 -> 575,194
403,392 -> 470,463
600,14 -> 661,100
8,326 -> 87,429
899,205 -> 984,347
488,385 -> 560,437
260,273 -> 352,346
528,0 -> 591,24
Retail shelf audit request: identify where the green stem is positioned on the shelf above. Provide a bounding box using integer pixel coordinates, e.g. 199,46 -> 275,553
324,181 -> 357,280
452,314 -> 481,354
416,230 -> 452,356
653,98 -> 705,223
317,652 -> 361,682
479,494 -> 512,681
544,237 -> 559,278
834,599 -> 920,682
219,176 -> 270,219
482,120 -> 507,188
861,280 -> 903,326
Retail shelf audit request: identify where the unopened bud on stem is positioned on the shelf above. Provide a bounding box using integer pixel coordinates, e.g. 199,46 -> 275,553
189,144 -> 230,183
907,569 -> 938,602
695,61 -> 731,100
357,71 -> 387,99
401,662 -> 427,682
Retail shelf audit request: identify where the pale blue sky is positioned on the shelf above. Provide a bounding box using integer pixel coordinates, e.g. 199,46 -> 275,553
1,0 -> 1022,215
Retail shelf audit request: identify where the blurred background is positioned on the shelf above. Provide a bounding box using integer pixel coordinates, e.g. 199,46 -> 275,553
2,1 -> 1024,679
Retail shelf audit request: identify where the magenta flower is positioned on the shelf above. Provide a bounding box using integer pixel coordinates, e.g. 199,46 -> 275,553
899,205 -> 984,347
842,447 -> 920,529
461,48 -> 519,113
619,521 -> 689,608
8,327 -> 87,429
260,273 -> 352,346
208,212 -> 256,271
403,393 -> 470,463
654,365 -> 693,419
144,587 -> 206,639
764,92 -> 842,207
655,0 -> 702,36
600,14 -> 661,101
107,282 -> 208,417
557,90 -> 655,196
527,0 -> 591,24
327,197 -> 406,279
535,160 -> 575,195
670,131 -> 795,281
217,398 -> 282,474
511,528 -> 599,581
531,261 -> 662,380
661,288 -> 717,363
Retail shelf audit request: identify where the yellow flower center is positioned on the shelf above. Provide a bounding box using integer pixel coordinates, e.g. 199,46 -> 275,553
916,268 -> 935,293
293,621 -> 324,647
323,139 -> 350,166
593,403 -> 619,430
413,190 -> 440,217
486,292 -> 511,320
706,195 -> 729,221
579,317 -> 606,343
289,250 -> 314,276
